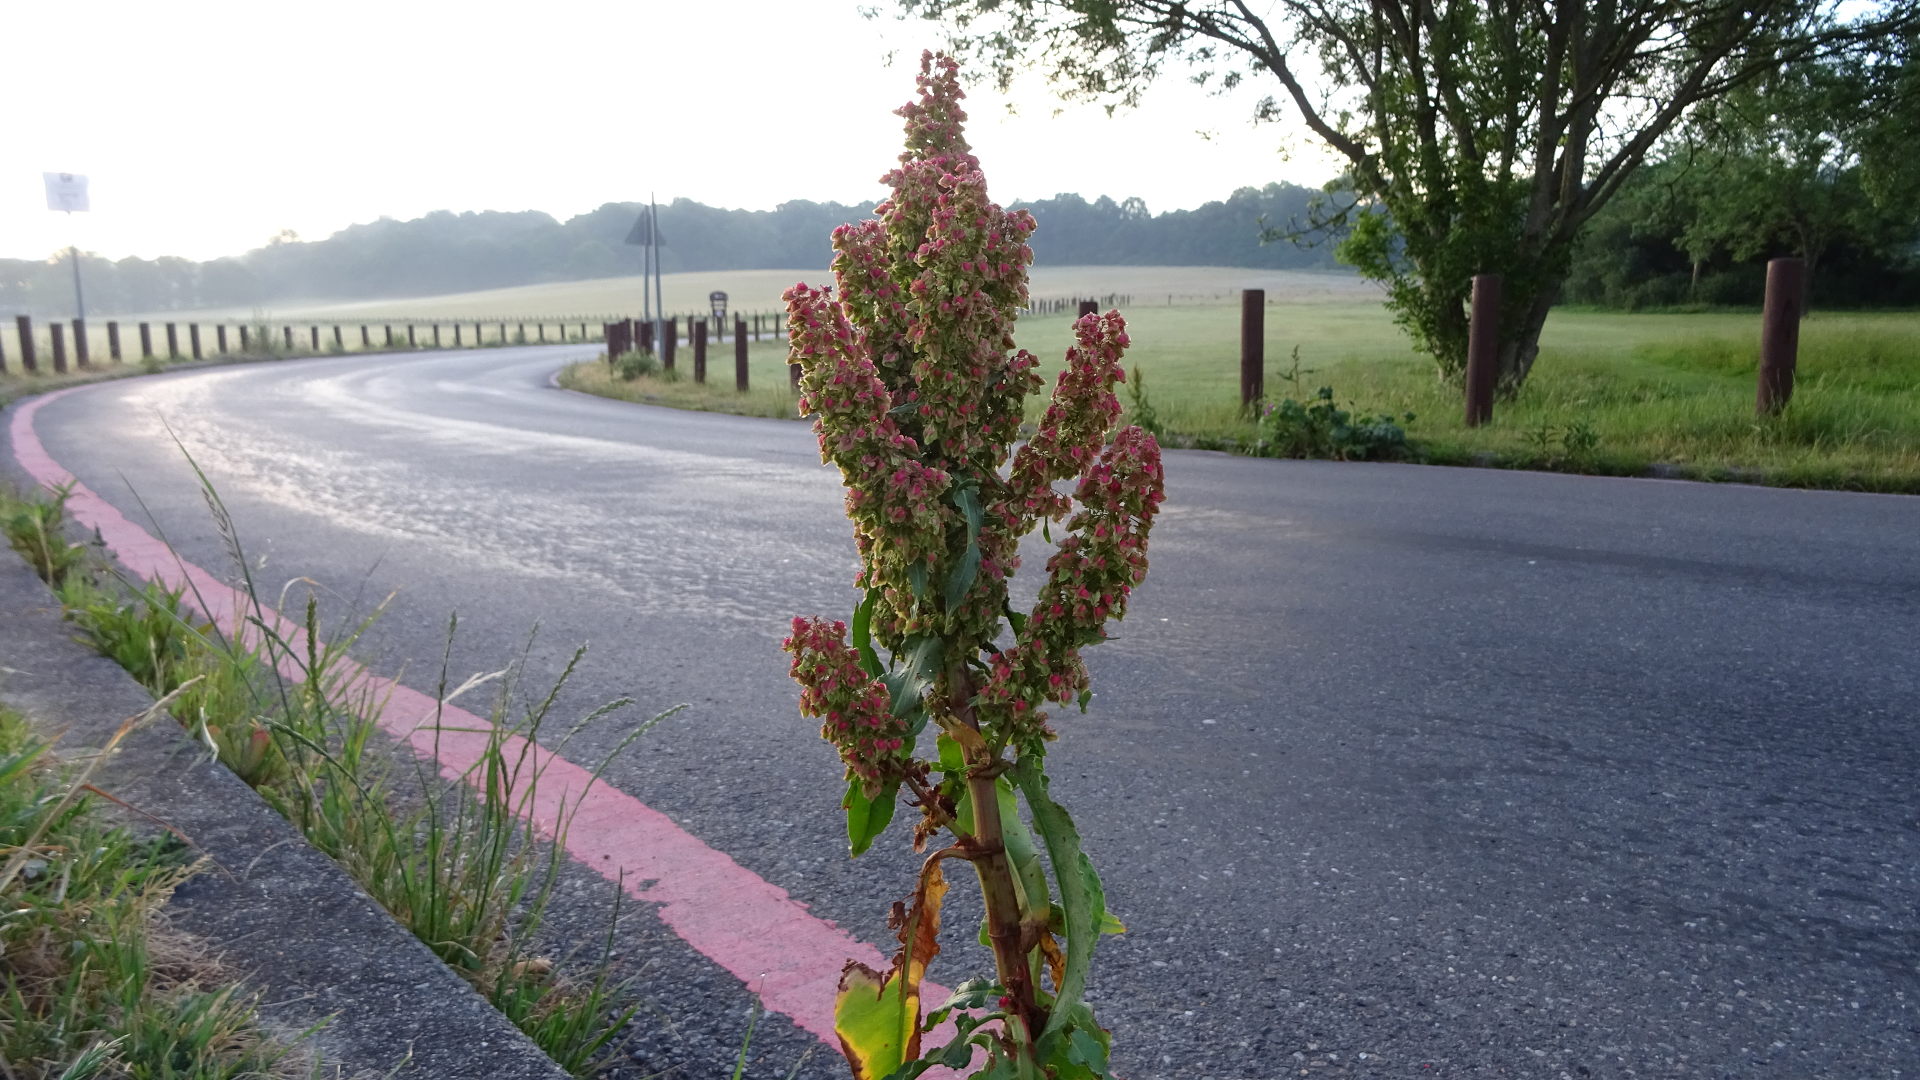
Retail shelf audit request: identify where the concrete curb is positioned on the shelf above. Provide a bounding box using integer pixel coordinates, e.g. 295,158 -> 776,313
0,504 -> 569,1077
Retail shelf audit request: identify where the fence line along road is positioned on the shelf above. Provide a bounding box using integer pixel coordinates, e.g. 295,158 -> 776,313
2,294 -> 1156,376
0,311 -> 812,375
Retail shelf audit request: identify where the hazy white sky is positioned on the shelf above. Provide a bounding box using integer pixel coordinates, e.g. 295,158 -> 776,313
4,0 -> 1339,263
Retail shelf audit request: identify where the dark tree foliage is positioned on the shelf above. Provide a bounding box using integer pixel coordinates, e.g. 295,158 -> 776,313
898,0 -> 1918,392
1014,182 -> 1341,267
0,199 -> 869,317
1566,37 -> 1920,311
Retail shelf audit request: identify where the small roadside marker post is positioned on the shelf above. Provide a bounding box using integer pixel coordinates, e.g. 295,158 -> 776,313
16,317 -> 36,372
735,318 -> 748,391
1757,257 -> 1805,415
1240,289 -> 1264,409
107,320 -> 121,361
1465,274 -> 1501,427
693,319 -> 708,383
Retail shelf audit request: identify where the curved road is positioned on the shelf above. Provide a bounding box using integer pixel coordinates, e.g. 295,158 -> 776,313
9,345 -> 1918,1079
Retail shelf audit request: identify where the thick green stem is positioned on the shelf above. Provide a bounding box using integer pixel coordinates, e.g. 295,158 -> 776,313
946,657 -> 1043,1037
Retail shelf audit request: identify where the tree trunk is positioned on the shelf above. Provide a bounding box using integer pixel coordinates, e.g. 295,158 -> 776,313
1496,271 -> 1567,395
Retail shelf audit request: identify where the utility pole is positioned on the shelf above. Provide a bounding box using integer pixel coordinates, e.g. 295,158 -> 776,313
652,193 -> 664,356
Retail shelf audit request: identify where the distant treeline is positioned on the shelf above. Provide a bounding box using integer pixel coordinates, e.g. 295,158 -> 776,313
0,183 -> 1341,317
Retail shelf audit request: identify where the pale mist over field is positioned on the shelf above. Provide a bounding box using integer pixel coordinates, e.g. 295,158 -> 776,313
5,0 -> 1341,265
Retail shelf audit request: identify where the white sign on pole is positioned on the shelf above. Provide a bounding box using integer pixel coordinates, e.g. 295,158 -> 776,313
44,172 -> 90,212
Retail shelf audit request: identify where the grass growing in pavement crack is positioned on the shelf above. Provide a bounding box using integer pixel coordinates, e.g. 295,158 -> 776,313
1,476 -> 681,1076
0,700 -> 309,1079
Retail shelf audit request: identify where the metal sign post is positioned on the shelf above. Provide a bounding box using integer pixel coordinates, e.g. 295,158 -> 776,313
626,197 -> 667,353
709,291 -> 728,344
43,172 -> 89,319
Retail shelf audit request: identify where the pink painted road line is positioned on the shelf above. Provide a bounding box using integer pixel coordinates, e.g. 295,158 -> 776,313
9,385 -> 954,1054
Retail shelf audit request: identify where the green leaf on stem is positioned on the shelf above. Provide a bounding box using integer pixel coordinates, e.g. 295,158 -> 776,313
852,588 -> 883,678
944,540 -> 981,611
996,779 -> 1050,918
936,731 -> 965,774
1012,759 -> 1107,1046
944,485 -> 984,610
880,636 -> 945,720
844,778 -> 899,857
908,562 -> 928,600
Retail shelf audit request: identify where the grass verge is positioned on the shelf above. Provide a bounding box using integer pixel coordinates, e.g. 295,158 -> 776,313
1026,305 -> 1920,492
2,476 -> 674,1076
559,353 -> 803,421
0,697 -> 306,1078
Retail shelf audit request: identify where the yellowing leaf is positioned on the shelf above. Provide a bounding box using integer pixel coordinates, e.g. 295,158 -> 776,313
833,857 -> 950,1079
834,961 -> 907,1080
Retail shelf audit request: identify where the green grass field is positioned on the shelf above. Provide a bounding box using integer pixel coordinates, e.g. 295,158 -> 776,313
567,298 -> 1920,492
1015,302 -> 1920,490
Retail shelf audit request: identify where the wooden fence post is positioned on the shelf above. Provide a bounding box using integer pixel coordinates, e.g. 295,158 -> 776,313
1465,273 -> 1501,426
72,319 -> 89,366
310,326 -> 319,351
407,325 -> 415,347
334,325 -> 343,349
190,324 -> 202,360
16,316 -> 36,372
432,325 -> 440,348
1757,257 -> 1805,415
456,324 -> 464,347
1077,300 -> 1098,318
1240,289 -> 1264,408
50,322 -> 68,373
694,319 -> 708,383
735,317 -> 749,391
107,321 -> 121,361
663,317 -> 677,370
281,326 -> 292,350
217,325 -> 228,353
362,326 -> 370,348
165,323 -> 179,360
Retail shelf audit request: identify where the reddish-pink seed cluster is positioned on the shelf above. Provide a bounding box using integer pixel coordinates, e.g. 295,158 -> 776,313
784,50 -> 1164,760
783,617 -> 913,795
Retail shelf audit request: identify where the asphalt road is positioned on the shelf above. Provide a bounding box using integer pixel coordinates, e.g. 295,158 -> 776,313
12,345 -> 1918,1079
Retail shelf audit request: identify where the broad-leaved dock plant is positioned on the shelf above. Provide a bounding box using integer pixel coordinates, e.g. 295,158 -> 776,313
782,52 -> 1164,1080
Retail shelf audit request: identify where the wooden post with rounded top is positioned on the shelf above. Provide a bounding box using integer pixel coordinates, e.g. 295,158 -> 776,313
735,318 -> 749,391
1240,289 -> 1264,408
1757,257 -> 1805,415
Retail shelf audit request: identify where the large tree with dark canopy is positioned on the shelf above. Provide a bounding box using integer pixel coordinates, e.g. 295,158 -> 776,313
897,0 -> 1916,392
